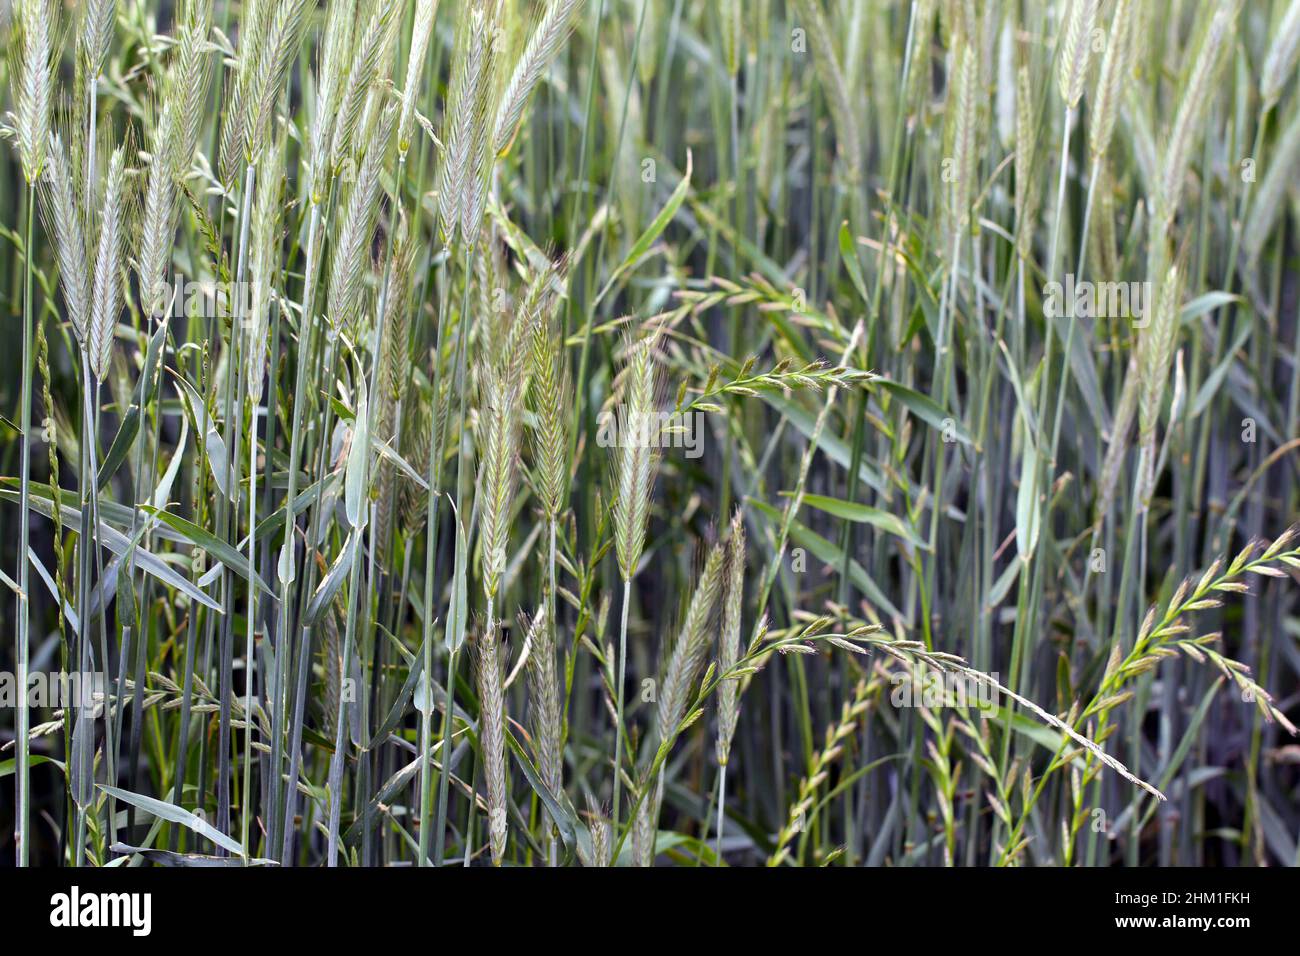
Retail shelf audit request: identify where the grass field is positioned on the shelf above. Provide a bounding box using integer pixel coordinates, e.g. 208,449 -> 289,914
1,0 -> 1298,867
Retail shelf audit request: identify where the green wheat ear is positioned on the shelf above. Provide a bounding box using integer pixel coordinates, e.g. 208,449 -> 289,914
11,0 -> 54,184
473,621 -> 508,866
475,348 -> 524,604
1056,0 -> 1097,111
611,327 -> 664,583
716,511 -> 746,768
526,257 -> 572,520
88,144 -> 127,383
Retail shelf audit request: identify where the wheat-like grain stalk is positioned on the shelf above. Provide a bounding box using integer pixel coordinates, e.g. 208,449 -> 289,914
138,17 -> 210,320
611,329 -> 663,582
9,2 -> 56,868
78,0 -> 116,83
1093,351 -> 1139,532
459,5 -> 498,248
217,0 -> 269,188
473,223 -> 508,364
631,778 -> 655,867
525,259 -> 570,519
247,0 -> 308,164
1089,160 -> 1119,278
1089,0 -> 1132,162
608,327 -> 665,842
89,145 -> 128,383
473,622 -> 509,866
219,0 -> 306,187
373,219 -> 417,563
1156,5 -> 1236,230
244,149 -> 281,404
583,798 -> 610,867
657,542 -> 725,745
400,393 -> 433,534
327,105 -> 393,330
138,110 -> 177,319
10,0 -> 54,184
331,4 -> 398,173
1262,0 -> 1300,108
634,538 -> 724,868
904,0 -> 936,126
712,511 -> 746,860
383,217 -> 417,407
493,0 -> 584,155
1014,64 -> 1040,261
715,511 -> 745,768
721,0 -> 741,78
1056,0 -> 1097,110
437,10 -> 473,244
358,27 -> 401,169
475,352 -> 524,603
1137,261 -> 1181,501
949,42 -> 977,240
399,0 -> 440,156
522,605 -> 561,801
172,7 -> 212,171
438,2 -> 494,247
39,132 -> 90,343
306,0 -> 354,201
